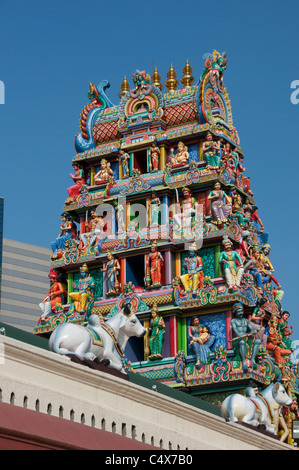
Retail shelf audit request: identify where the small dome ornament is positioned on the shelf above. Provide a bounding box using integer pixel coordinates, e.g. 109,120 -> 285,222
180,59 -> 194,88
119,75 -> 130,99
164,64 -> 178,92
151,66 -> 163,91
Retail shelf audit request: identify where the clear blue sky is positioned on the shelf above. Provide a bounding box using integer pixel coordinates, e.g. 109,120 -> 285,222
0,0 -> 298,338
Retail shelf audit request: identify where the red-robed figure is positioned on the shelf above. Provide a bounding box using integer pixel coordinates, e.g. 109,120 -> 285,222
39,270 -> 64,320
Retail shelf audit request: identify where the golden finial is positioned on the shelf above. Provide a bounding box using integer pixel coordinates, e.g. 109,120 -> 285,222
180,59 -> 194,88
119,75 -> 130,99
164,64 -> 178,92
151,66 -> 163,91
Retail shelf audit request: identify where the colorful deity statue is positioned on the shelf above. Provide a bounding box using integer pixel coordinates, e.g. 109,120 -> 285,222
65,163 -> 85,205
101,251 -> 120,296
145,240 -> 164,288
208,182 -> 232,226
219,237 -> 244,291
39,270 -> 64,320
68,263 -> 95,316
203,132 -> 220,168
247,301 -> 268,349
258,243 -> 282,292
231,302 -> 261,372
170,141 -> 189,167
149,141 -> 160,171
148,303 -> 165,360
149,192 -> 161,226
118,150 -> 130,178
113,199 -> 126,233
79,210 -> 104,250
244,246 -> 271,294
51,212 -> 77,260
277,311 -> 294,351
180,244 -> 204,297
188,316 -> 216,371
173,186 -> 197,238
266,314 -> 292,366
94,159 -> 114,184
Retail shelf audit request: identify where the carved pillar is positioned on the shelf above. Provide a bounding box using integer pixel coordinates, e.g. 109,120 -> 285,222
159,145 -> 167,170
170,316 -> 178,357
164,250 -> 172,285
90,166 -> 95,186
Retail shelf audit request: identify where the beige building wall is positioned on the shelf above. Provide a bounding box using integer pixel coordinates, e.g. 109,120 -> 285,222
0,333 -> 294,451
0,239 -> 51,332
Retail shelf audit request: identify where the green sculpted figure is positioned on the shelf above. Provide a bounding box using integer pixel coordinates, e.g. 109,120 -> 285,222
148,304 -> 165,360
231,302 -> 261,372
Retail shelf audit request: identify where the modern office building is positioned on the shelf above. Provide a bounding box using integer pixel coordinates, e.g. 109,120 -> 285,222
0,239 -> 51,332
0,198 -> 3,308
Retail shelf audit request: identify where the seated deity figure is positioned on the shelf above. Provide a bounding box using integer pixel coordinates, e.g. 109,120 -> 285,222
118,150 -> 130,178
208,181 -> 232,226
203,132 -> 220,168
101,251 -> 120,296
188,316 -> 216,371
94,159 -> 114,184
39,270 -> 64,320
231,302 -> 261,372
51,212 -> 76,259
79,210 -> 104,250
65,163 -> 85,205
145,240 -> 164,288
180,244 -> 204,297
149,141 -> 160,171
170,141 -> 189,167
218,236 -> 244,291
68,263 -> 95,316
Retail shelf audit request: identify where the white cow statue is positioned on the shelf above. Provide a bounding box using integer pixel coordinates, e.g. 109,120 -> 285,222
221,382 -> 292,441
49,303 -> 146,373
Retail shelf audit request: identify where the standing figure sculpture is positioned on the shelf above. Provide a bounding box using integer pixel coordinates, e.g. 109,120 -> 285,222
208,182 -> 231,226
68,263 -> 95,316
267,314 -> 292,366
203,132 -> 220,168
173,186 -> 197,238
218,237 -> 244,291
180,245 -> 204,297
231,302 -> 261,372
118,150 -> 130,178
146,240 -> 164,288
149,192 -> 161,226
149,141 -> 160,171
101,251 -> 120,296
65,163 -> 85,205
39,270 -> 64,320
113,199 -> 126,233
188,316 -> 216,371
148,304 -> 165,360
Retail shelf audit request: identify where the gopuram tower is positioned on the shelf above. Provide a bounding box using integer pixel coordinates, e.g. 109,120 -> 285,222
34,51 -> 298,443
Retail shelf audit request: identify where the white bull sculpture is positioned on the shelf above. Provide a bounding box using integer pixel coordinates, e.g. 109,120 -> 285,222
221,382 -> 292,441
49,303 -> 146,373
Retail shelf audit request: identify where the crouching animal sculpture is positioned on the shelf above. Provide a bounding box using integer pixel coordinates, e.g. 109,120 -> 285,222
221,382 -> 292,440
49,303 -> 146,373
